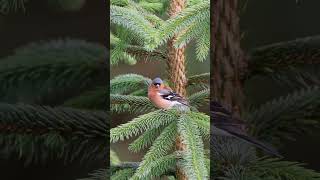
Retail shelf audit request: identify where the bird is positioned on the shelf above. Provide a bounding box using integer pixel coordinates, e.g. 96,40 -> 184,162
148,77 -> 189,110
211,100 -> 282,157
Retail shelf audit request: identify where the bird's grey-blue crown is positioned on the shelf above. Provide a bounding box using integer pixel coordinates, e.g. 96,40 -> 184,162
152,77 -> 163,84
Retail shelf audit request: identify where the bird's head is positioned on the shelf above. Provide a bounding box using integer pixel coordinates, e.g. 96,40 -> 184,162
151,77 -> 163,89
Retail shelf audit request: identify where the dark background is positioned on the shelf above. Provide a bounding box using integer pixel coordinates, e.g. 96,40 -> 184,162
241,0 -> 320,170
0,1 -> 107,180
0,1 -> 107,57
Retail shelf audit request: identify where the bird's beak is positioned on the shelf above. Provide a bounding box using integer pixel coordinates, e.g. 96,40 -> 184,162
155,84 -> 160,88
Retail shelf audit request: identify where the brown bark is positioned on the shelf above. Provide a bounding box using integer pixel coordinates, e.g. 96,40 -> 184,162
211,0 -> 247,116
167,0 -> 187,97
167,0 -> 187,179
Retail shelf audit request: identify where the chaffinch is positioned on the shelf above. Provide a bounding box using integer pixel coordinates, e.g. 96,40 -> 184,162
211,101 -> 282,157
148,77 -> 189,110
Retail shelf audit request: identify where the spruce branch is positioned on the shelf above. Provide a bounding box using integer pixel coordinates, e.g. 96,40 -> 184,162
111,0 -> 128,6
110,94 -> 156,114
160,0 -> 209,42
111,0 -> 210,61
112,162 -> 140,170
125,45 -> 167,61
1,39 -> 106,65
263,66 -> 320,89
131,121 -> 177,179
0,103 -> 108,164
79,168 -> 109,180
188,88 -> 209,108
187,73 -> 210,86
130,154 -> 177,180
209,137 -> 319,180
110,5 -> 160,50
111,38 -> 138,65
248,36 -> 320,78
247,86 -> 320,143
177,113 -> 208,180
128,126 -> 162,152
112,169 -> 135,180
246,158 -> 320,180
110,109 -> 178,142
195,21 -> 210,61
110,74 -> 151,95
210,136 -> 256,179
0,39 -> 107,104
143,153 -> 177,179
126,0 -> 165,24
111,31 -> 166,66
111,28 -> 148,66
187,74 -> 210,92
136,1 -> 164,14
111,0 -> 166,21
158,0 -> 210,61
111,162 -> 177,178
63,87 -> 107,110
0,61 -> 106,104
174,15 -> 206,48
211,136 -> 256,169
188,112 -> 210,140
0,0 -> 27,14
110,149 -> 121,165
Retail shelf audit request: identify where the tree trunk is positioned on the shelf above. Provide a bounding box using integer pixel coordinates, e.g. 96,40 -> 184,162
167,0 -> 187,179
211,0 -> 247,116
167,0 -> 187,97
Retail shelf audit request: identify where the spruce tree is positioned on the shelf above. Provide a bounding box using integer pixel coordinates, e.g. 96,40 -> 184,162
110,0 -> 210,179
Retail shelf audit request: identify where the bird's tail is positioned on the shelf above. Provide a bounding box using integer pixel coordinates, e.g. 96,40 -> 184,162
211,101 -> 282,157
